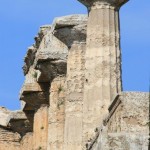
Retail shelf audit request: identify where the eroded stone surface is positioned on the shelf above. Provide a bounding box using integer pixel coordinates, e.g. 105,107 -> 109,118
89,92 -> 149,150
53,15 -> 87,46
48,76 -> 66,150
107,92 -> 149,133
23,25 -> 50,75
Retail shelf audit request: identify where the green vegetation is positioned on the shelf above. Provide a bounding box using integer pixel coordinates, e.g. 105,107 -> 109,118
32,71 -> 38,78
58,85 -> 64,94
57,99 -> 65,109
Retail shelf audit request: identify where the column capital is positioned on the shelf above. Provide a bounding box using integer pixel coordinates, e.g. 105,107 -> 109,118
77,0 -> 129,9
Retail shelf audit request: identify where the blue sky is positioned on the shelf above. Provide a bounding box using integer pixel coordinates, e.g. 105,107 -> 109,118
0,0 -> 150,110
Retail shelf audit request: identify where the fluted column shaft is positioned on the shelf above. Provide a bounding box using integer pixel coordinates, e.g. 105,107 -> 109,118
82,2 -> 123,146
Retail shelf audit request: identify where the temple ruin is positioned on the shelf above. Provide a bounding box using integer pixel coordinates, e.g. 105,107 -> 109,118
0,0 -> 149,149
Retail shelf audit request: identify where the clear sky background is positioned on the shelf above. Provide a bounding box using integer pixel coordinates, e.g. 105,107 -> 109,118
0,0 -> 150,110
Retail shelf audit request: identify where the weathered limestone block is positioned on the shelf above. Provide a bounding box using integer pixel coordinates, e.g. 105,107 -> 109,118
53,14 -> 87,46
52,14 -> 87,29
33,105 -> 48,150
20,26 -> 52,139
20,67 -> 50,109
34,24 -> 68,82
93,133 -> 149,150
48,76 -> 66,150
0,107 -> 32,136
34,25 -> 51,49
53,15 -> 87,149
0,107 -> 11,127
0,108 -> 33,150
64,43 -> 85,149
23,46 -> 37,75
0,126 -> 20,150
20,102 -> 35,133
89,92 -> 149,150
0,126 -> 21,143
23,25 -> 50,75
8,112 -> 32,136
107,92 -> 149,133
21,133 -> 33,150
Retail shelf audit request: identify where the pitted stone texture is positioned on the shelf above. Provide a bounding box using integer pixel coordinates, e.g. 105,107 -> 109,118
53,15 -> 87,46
21,132 -> 33,150
64,43 -> 86,150
35,28 -> 68,82
23,25 -> 50,75
36,60 -> 67,82
23,46 -> 37,75
0,128 -> 33,150
81,3 -> 124,147
52,15 -> 87,29
20,66 -> 50,108
35,31 -> 68,62
0,107 -> 27,127
48,77 -> 66,150
89,92 -> 149,150
33,105 -> 48,150
0,107 -> 32,137
20,67 -> 43,101
35,15 -> 87,82
0,127 -> 21,150
107,92 -> 149,133
92,133 -> 149,150
35,21 -> 68,63
0,107 -> 11,127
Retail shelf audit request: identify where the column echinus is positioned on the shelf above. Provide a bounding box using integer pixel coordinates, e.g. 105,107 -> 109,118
76,0 -> 128,145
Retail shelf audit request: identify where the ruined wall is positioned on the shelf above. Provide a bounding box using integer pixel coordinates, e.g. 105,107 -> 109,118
33,105 -> 48,150
21,133 -> 33,150
90,92 -> 149,150
52,15 -> 87,149
0,107 -> 33,150
64,43 -> 86,149
107,92 -> 149,133
0,127 -> 20,150
48,77 -> 66,149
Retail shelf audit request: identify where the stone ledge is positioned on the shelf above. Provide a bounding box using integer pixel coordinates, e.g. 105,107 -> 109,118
52,14 -> 87,47
0,107 -> 32,136
104,94 -> 121,126
104,92 -> 149,127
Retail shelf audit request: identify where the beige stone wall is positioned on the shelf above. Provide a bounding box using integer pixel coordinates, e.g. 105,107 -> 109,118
48,76 -> 66,150
33,105 -> 48,150
107,92 -> 149,133
93,132 -> 149,150
21,133 -> 33,150
90,92 -> 149,150
64,43 -> 85,149
0,127 -> 20,150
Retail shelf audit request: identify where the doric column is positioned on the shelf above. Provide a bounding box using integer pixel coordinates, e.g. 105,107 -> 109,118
77,0 -> 128,147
